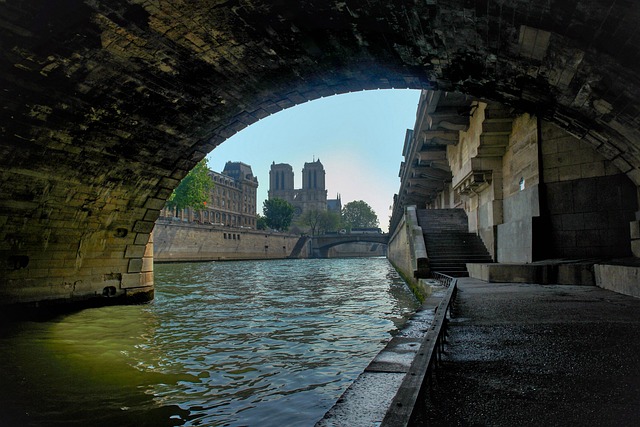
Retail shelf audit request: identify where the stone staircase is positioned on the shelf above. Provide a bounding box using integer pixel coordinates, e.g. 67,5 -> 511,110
417,209 -> 493,277
288,236 -> 310,258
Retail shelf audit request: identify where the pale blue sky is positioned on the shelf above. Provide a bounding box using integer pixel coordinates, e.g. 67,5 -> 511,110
206,89 -> 421,231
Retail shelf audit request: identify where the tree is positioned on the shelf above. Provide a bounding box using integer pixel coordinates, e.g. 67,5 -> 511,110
166,159 -> 214,212
297,209 -> 342,235
256,214 -> 268,230
297,209 -> 323,236
263,198 -> 295,231
341,200 -> 379,230
318,210 -> 342,234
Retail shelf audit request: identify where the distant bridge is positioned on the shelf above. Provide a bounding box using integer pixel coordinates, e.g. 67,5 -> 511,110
310,234 -> 389,258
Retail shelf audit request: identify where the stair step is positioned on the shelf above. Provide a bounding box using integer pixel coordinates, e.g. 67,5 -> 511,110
417,208 -> 493,278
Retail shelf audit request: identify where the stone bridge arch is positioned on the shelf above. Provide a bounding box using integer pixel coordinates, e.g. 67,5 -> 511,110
311,235 -> 390,258
1,0 -> 640,310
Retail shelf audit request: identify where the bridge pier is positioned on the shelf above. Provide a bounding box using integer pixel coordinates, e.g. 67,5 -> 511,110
1,201 -> 156,313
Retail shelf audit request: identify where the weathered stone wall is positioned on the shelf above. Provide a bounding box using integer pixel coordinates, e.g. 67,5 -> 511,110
502,114 -> 540,197
541,123 -> 637,258
495,115 -> 541,262
496,186 -> 540,263
433,108 -> 637,263
153,222 -> 308,262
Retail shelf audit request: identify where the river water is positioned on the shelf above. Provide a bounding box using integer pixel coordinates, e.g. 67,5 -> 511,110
0,257 -> 419,427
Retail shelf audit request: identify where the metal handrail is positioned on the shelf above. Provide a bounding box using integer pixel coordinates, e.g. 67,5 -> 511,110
432,271 -> 455,287
380,273 -> 458,427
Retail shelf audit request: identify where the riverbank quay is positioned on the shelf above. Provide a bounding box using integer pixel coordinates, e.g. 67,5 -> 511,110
315,274 -> 456,427
153,220 -> 309,261
411,277 -> 640,426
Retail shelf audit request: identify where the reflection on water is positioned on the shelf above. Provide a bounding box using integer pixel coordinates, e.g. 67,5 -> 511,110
0,257 -> 419,426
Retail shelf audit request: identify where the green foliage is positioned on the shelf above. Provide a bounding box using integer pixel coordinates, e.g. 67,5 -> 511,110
166,159 -> 214,211
256,214 -> 268,230
341,200 -> 379,230
297,209 -> 342,236
319,210 -> 342,234
297,209 -> 323,236
262,198 -> 295,231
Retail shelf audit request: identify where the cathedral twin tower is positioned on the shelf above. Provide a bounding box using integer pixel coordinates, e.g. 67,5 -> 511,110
269,159 -> 341,216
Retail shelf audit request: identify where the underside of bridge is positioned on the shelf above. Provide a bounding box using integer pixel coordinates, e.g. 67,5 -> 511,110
1,0 -> 640,310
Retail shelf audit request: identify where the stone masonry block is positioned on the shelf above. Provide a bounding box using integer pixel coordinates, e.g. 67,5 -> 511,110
133,220 -> 155,233
155,187 -> 173,200
555,230 -> 577,248
604,162 -> 621,176
612,156 -> 632,173
28,268 -> 51,279
596,143 -> 621,160
541,139 -> 558,155
141,272 -> 153,287
144,197 -> 166,210
78,258 -> 127,269
540,122 -> 566,141
576,147 -> 601,163
576,229 -> 601,247
556,137 -> 578,153
141,257 -> 153,272
143,209 -> 161,222
630,221 -> 640,239
582,211 -> 608,229
580,161 -> 605,179
121,272 -> 142,289
159,177 -> 180,189
572,179 -> 594,213
632,240 -> 640,257
128,258 -> 143,273
558,164 -> 582,181
543,153 -> 566,169
124,244 -> 146,259
134,233 -> 151,245
562,213 -> 585,231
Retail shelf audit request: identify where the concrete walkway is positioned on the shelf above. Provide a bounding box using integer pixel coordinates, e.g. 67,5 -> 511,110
411,277 -> 640,426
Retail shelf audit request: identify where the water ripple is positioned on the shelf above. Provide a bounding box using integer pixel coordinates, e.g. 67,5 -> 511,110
0,257 -> 418,427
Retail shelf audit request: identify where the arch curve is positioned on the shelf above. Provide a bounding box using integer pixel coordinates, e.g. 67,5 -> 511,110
1,0 -> 639,308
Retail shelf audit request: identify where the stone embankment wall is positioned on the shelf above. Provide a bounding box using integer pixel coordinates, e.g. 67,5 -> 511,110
387,206 -> 430,301
153,221 -> 308,262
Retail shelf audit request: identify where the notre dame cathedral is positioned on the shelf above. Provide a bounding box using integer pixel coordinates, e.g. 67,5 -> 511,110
268,159 -> 341,216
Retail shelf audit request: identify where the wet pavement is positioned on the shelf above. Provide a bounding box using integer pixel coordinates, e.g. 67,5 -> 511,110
411,277 -> 640,426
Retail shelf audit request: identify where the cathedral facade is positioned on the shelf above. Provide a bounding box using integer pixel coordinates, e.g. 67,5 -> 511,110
268,159 -> 341,216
